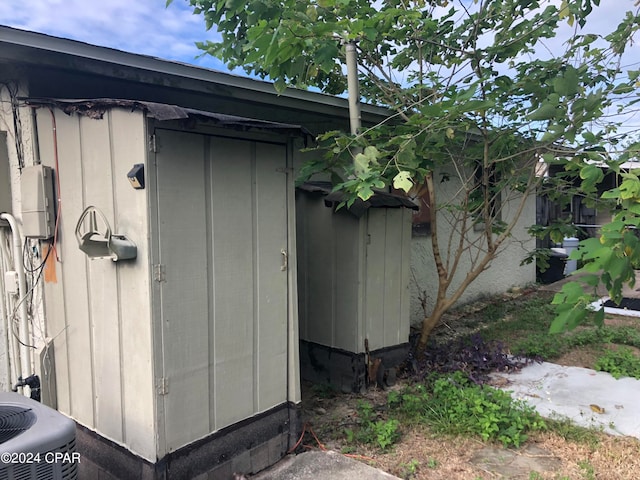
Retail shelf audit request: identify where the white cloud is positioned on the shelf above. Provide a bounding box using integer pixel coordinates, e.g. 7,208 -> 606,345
0,0 -> 228,70
1,0 -> 638,92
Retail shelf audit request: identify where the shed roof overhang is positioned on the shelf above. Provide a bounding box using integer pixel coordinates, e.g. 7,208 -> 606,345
298,181 -> 418,218
25,97 -> 311,137
0,26 -> 390,131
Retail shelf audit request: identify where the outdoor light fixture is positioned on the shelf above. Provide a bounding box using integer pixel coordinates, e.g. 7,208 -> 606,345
127,164 -> 145,189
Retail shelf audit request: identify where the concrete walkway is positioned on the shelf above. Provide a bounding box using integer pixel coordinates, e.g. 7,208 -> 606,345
491,361 -> 640,438
251,450 -> 400,480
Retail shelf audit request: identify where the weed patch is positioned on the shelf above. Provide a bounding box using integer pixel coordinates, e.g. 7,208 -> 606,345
594,347 -> 640,379
389,372 -> 546,447
345,400 -> 401,451
399,459 -> 420,479
410,334 -> 531,383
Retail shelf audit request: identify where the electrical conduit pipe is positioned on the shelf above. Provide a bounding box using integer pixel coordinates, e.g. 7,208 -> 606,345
0,231 -> 17,388
0,213 -> 31,395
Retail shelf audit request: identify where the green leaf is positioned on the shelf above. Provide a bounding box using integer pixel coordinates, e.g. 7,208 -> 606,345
551,281 -> 586,304
357,184 -> 374,201
553,66 -> 580,97
354,152 -> 371,177
393,171 -> 413,192
579,164 -> 604,192
528,103 -> 558,121
363,146 -> 380,164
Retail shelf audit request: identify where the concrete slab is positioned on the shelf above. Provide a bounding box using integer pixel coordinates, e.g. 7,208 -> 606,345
492,362 -> 640,438
251,450 -> 401,480
469,444 -> 562,477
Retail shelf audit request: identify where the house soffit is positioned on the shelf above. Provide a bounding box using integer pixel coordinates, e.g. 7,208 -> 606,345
0,25 -> 390,124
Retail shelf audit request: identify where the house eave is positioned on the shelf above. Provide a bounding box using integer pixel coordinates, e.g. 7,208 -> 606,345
0,25 -> 391,124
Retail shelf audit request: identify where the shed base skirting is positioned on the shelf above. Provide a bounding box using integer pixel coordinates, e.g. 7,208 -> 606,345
299,340 -> 410,393
76,402 -> 302,480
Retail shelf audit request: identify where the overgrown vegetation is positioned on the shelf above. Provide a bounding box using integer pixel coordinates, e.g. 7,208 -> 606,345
595,347 -> 640,379
344,372 -> 546,451
545,415 -> 602,449
345,400 -> 401,451
301,291 -> 640,478
336,292 -> 640,457
390,373 -> 546,447
461,293 -> 640,363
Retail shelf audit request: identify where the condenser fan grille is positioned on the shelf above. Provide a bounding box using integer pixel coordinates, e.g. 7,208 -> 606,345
0,406 -> 36,444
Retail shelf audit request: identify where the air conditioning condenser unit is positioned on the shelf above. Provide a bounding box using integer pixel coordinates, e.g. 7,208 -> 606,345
0,392 -> 77,480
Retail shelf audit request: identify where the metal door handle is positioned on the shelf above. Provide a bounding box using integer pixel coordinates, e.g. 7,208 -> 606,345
281,249 -> 288,271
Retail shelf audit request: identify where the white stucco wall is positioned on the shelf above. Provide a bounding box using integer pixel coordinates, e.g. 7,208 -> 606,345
409,169 -> 537,326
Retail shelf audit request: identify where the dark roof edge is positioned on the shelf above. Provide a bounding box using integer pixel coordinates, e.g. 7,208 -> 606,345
298,181 -> 418,218
0,25 -> 391,119
24,97 -> 312,136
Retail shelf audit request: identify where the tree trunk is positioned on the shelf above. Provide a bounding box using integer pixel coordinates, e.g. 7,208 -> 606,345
416,302 -> 449,354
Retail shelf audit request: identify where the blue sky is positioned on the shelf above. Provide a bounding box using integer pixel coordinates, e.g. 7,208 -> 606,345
0,0 -> 638,75
0,0 -> 228,70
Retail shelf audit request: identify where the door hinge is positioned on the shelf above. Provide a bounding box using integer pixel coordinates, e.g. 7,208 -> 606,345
149,134 -> 157,153
153,264 -> 166,283
157,377 -> 169,395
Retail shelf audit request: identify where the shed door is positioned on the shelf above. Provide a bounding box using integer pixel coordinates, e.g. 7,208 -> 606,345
153,129 -> 289,452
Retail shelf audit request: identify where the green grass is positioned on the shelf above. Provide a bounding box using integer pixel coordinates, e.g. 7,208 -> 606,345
545,415 -> 602,448
473,293 -> 640,362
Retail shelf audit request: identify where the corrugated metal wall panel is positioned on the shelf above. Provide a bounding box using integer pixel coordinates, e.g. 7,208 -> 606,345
297,195 -> 412,354
253,142 -> 288,413
299,197 -> 335,346
34,111 -> 71,415
209,136 -> 256,428
108,109 -> 155,457
364,208 -> 411,350
399,208 -> 412,344
364,210 -> 387,349
296,198 -> 361,352
154,129 -> 290,453
154,129 -> 211,450
37,108 -> 155,461
79,113 -> 123,441
50,111 -> 95,427
332,212 -> 362,352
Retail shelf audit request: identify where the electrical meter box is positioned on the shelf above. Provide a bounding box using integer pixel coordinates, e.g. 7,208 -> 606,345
20,165 -> 56,239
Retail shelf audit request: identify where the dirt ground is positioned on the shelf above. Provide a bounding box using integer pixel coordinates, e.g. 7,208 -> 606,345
300,382 -> 640,479
298,300 -> 640,480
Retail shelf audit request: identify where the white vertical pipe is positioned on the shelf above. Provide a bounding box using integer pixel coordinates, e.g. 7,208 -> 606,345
0,213 -> 31,393
345,41 -> 362,136
0,231 -> 15,389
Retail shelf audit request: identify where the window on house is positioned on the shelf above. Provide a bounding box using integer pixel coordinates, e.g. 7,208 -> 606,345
472,162 -> 501,232
411,182 -> 431,236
